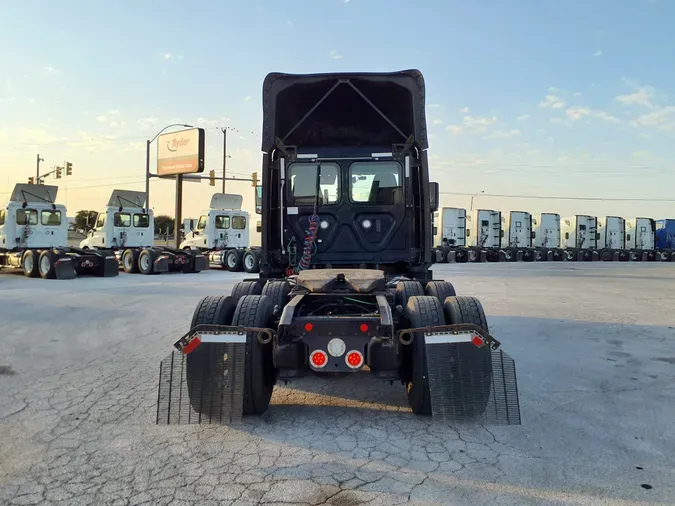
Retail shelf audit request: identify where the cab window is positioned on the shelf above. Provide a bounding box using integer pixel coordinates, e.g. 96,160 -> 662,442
0,209 -> 5,226
350,161 -> 402,205
17,209 -> 38,226
289,162 -> 340,205
133,213 -> 150,228
232,216 -> 246,230
96,213 -> 106,228
197,215 -> 207,230
114,212 -> 131,227
41,210 -> 62,226
215,215 -> 230,229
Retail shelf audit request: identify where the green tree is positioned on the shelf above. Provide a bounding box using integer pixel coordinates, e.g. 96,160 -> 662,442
154,215 -> 174,235
74,210 -> 98,233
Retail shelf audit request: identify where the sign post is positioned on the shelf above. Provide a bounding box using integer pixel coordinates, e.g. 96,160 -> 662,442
155,127 -> 206,249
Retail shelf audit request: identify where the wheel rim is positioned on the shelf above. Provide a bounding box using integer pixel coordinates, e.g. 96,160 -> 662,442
245,254 -> 254,270
140,253 -> 150,271
24,255 -> 33,272
227,253 -> 236,268
124,253 -> 133,270
40,255 -> 50,274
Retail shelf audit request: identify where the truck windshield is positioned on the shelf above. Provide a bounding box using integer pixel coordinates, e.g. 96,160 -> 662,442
17,209 -> 38,225
41,210 -> 62,226
350,161 -> 402,205
215,215 -> 230,229
114,212 -> 131,227
289,162 -> 340,205
0,209 -> 5,226
133,214 -> 149,228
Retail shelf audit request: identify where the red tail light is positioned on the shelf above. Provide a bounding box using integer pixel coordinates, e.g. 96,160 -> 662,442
304,323 -> 313,332
345,350 -> 364,369
471,335 -> 485,348
310,350 -> 327,368
182,336 -> 201,355
359,323 -> 369,332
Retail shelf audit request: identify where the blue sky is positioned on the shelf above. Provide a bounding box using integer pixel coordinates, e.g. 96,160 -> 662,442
1,0 -> 674,220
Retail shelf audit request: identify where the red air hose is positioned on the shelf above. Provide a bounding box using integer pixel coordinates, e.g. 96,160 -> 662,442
293,214 -> 320,274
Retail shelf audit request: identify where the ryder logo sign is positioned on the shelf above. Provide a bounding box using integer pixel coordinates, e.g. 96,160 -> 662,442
157,128 -> 205,176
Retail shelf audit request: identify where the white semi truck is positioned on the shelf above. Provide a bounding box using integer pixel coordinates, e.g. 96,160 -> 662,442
80,190 -> 206,274
465,209 -> 502,262
597,216 -> 629,261
433,207 -> 469,263
532,213 -> 564,261
500,211 -> 535,261
561,215 -> 599,261
626,217 -> 656,261
179,193 -> 261,272
0,184 -> 118,279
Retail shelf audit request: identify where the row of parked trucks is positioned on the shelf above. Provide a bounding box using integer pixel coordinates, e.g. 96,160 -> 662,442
433,207 -> 675,263
0,184 -> 260,280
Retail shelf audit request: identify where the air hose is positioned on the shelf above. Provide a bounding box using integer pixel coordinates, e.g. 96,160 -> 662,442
294,214 -> 320,274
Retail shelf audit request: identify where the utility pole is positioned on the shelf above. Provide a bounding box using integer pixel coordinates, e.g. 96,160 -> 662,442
221,127 -> 227,193
36,154 -> 44,184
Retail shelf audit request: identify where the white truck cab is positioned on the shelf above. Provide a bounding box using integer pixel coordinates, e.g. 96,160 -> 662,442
80,190 -> 153,250
532,213 -> 561,249
180,193 -> 250,251
0,184 -> 68,251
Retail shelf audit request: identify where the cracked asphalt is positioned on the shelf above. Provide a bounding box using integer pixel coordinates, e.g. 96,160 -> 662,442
1,262 -> 674,505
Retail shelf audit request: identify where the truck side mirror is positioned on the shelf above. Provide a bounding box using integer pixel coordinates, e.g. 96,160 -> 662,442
255,185 -> 262,214
429,182 -> 439,212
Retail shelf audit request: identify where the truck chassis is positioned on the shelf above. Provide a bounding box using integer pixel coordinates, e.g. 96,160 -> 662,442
1,247 -> 118,279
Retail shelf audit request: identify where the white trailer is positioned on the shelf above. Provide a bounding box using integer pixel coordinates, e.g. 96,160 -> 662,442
626,217 -> 656,261
80,190 -> 206,274
465,209 -> 502,262
561,215 -> 599,261
531,213 -> 563,261
500,211 -> 535,261
597,216 -> 629,261
0,184 -> 118,279
433,207 -> 469,263
180,193 -> 261,272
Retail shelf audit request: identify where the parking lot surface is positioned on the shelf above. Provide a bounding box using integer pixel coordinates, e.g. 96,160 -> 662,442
1,263 -> 674,505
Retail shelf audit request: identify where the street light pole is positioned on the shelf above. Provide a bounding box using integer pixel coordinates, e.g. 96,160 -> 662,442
221,127 -> 227,193
470,190 -> 484,211
36,154 -> 44,184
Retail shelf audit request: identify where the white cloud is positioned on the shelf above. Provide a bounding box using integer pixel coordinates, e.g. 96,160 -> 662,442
516,114 -> 530,121
432,119 -> 443,125
632,106 -> 675,132
43,66 -> 56,74
329,50 -> 342,60
592,50 -> 603,57
137,117 -> 159,129
460,107 -> 470,113
108,110 -> 120,115
445,115 -> 498,135
161,53 -> 173,60
616,86 -> 655,108
539,94 -> 565,109
565,106 -> 620,123
550,117 -> 569,125
427,104 -> 442,109
573,92 -> 582,97
244,96 -> 252,102
96,115 -> 107,122
483,129 -> 521,139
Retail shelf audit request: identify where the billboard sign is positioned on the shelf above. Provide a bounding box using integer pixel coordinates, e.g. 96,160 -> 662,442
156,127 -> 205,176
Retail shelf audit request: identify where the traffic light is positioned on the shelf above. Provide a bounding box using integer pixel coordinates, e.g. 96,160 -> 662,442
56,166 -> 63,179
65,162 -> 72,175
209,169 -> 215,186
28,177 -> 34,184
251,171 -> 258,187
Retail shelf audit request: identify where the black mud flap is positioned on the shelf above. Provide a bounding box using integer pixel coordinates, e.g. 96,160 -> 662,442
101,256 -> 119,277
425,342 -> 521,425
54,257 -> 76,279
185,253 -> 208,273
156,341 -> 246,425
153,255 -> 170,273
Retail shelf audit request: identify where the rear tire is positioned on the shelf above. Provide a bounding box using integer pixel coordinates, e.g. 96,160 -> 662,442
186,296 -> 238,416
442,296 -> 492,418
261,280 -> 292,314
121,248 -> 139,273
404,296 -> 446,415
395,280 -> 424,310
225,249 -> 243,271
232,295 -> 275,415
38,250 -> 58,279
22,250 -> 39,278
242,249 -> 260,273
424,280 -> 456,303
231,280 -> 263,302
138,248 -> 154,274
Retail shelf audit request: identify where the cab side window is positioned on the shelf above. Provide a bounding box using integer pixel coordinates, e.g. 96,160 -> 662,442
197,216 -> 207,230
